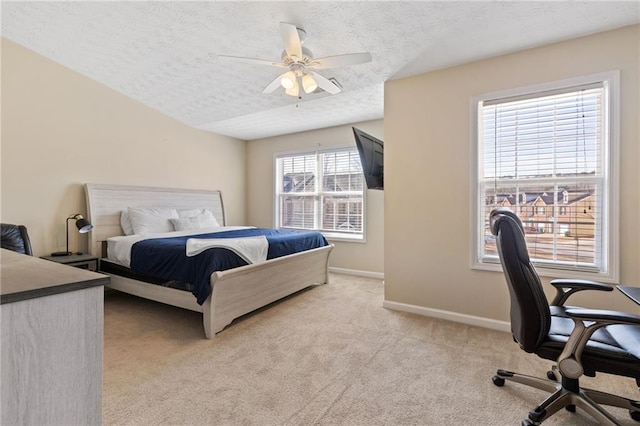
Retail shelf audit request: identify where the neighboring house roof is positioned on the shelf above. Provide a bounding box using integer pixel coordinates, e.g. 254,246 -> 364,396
283,174 -> 315,193
493,189 -> 592,207
283,173 -> 362,193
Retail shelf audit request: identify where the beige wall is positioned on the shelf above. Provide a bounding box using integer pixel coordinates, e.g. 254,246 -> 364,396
384,24 -> 640,321
246,121 -> 384,274
4,23 -> 637,321
1,38 -> 246,257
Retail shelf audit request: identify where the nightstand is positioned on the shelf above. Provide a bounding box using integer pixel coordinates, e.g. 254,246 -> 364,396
40,254 -> 99,272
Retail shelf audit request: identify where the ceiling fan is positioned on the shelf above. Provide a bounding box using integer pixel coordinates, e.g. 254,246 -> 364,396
218,22 -> 372,98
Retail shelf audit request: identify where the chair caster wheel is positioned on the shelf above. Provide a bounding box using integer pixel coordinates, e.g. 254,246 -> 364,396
565,404 -> 576,413
546,370 -> 556,381
630,409 -> 640,421
528,408 -> 545,423
522,419 -> 536,426
492,375 -> 505,387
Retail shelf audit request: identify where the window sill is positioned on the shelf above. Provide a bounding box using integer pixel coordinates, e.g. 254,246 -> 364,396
472,260 -> 618,284
323,232 -> 365,243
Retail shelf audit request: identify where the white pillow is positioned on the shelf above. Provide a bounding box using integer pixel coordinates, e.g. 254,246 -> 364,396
194,210 -> 220,228
171,210 -> 220,231
120,210 -> 134,236
128,207 -> 179,234
170,216 -> 201,231
178,209 -> 220,226
177,209 -> 210,218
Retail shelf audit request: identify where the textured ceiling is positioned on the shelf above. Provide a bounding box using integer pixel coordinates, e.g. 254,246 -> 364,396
2,1 -> 639,140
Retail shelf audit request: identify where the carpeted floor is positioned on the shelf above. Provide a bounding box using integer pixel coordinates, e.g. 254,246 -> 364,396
103,273 -> 638,425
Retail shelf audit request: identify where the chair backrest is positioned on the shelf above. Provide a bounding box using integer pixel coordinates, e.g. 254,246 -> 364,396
1,223 -> 33,256
490,208 -> 551,353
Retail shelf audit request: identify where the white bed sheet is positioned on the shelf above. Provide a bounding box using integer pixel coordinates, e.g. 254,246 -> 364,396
107,226 -> 254,267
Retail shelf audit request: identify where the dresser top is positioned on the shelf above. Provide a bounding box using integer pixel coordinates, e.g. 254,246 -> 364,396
0,249 -> 109,304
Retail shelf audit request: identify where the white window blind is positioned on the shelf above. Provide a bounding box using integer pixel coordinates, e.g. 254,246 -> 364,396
474,73 -> 618,280
276,148 -> 364,239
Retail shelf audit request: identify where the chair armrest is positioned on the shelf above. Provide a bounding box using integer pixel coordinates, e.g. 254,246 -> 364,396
556,308 -> 640,379
565,308 -> 640,326
550,279 -> 614,306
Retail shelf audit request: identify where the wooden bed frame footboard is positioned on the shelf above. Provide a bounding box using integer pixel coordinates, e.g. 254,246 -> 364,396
204,244 -> 332,338
84,183 -> 333,339
105,244 -> 332,338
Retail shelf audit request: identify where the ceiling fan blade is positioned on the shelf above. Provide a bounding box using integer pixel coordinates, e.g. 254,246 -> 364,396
263,72 -> 289,93
308,71 -> 341,95
280,22 -> 303,59
217,55 -> 286,68
309,53 -> 372,69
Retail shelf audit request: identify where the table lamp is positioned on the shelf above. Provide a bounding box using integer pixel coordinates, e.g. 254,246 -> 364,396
50,213 -> 93,257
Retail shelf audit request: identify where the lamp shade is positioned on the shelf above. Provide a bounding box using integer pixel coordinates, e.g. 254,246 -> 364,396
285,77 -> 300,97
302,73 -> 317,93
280,71 -> 296,89
75,217 -> 93,233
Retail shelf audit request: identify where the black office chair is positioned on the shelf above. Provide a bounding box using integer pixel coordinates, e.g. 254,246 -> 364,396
489,207 -> 640,425
1,223 -> 33,255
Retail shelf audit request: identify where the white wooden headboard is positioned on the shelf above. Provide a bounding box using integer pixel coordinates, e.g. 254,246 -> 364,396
84,183 -> 225,257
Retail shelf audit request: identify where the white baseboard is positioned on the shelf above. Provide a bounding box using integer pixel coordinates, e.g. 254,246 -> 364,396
329,267 -> 384,280
382,300 -> 511,333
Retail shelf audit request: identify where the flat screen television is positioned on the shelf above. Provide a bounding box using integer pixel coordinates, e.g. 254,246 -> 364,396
353,127 -> 383,190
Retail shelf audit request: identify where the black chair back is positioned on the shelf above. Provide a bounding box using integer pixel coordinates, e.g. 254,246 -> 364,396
1,223 -> 33,256
490,208 -> 550,353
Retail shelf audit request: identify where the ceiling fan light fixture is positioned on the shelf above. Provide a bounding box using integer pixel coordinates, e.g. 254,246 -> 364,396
302,73 -> 318,93
220,23 -> 371,98
285,84 -> 299,97
280,71 -> 296,89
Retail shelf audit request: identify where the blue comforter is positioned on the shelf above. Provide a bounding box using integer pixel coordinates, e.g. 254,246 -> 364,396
130,228 -> 328,304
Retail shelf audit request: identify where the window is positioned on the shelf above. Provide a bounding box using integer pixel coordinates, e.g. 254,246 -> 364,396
472,72 -> 619,281
275,147 -> 364,240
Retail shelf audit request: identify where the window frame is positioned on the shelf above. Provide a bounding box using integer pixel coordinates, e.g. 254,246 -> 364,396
274,146 -> 366,242
470,71 -> 620,282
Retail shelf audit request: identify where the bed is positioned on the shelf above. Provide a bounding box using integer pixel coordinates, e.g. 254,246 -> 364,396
85,183 -> 333,339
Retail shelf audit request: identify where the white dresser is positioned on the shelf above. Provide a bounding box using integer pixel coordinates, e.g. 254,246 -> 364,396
1,249 -> 109,425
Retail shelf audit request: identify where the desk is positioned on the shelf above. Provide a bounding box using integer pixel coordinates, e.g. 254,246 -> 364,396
617,285 -> 640,305
1,249 -> 109,425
